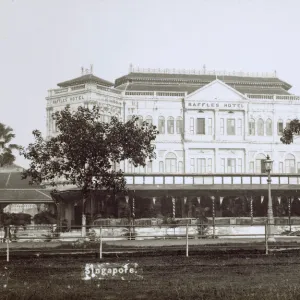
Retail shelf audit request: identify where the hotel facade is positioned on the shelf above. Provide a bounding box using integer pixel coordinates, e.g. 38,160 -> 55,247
45,66 -> 300,224
46,66 -> 300,176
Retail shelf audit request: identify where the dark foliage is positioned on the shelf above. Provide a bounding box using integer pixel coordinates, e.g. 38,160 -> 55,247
0,212 -> 31,226
33,211 -> 57,224
281,119 -> 300,144
0,123 -> 21,167
20,105 -> 158,197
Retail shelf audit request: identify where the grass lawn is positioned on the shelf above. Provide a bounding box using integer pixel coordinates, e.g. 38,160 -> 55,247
0,253 -> 300,299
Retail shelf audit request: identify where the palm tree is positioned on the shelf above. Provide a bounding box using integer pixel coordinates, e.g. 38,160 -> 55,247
0,123 -> 21,167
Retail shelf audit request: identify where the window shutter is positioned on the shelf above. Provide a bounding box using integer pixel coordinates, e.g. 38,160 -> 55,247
196,118 -> 205,134
261,160 -> 266,173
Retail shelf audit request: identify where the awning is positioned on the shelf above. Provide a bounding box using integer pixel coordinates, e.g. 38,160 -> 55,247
0,189 -> 53,204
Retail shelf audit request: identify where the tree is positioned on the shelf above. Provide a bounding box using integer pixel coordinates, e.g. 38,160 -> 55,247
20,105 -> 158,235
0,123 -> 21,167
280,119 -> 300,144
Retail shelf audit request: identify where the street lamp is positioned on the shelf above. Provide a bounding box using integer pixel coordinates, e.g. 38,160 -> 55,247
0,137 -> 4,166
264,155 -> 275,242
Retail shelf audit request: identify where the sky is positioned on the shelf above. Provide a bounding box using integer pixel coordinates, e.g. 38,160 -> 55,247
1,0 -> 300,168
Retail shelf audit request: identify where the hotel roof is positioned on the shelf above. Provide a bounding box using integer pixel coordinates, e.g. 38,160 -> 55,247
114,69 -> 292,95
116,83 -> 290,95
57,73 -> 114,88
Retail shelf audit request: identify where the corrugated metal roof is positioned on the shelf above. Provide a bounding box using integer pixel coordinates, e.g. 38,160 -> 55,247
122,83 -> 291,95
0,173 -> 53,203
0,173 -> 42,189
57,74 -> 113,88
115,72 -> 292,91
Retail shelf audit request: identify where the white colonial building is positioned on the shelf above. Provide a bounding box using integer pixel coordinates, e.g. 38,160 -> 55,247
46,65 -> 300,176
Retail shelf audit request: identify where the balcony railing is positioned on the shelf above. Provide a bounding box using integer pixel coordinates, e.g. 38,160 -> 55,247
123,173 -> 300,186
246,94 -> 300,101
43,173 -> 300,189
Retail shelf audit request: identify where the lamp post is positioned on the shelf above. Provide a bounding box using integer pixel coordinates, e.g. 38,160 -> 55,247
264,155 -> 275,242
0,136 -> 4,167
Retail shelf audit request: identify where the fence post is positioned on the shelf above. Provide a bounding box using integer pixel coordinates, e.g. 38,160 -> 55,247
6,226 -> 9,262
212,196 -> 215,239
250,196 -> 253,225
186,223 -> 189,257
265,222 -> 268,255
288,197 -> 291,232
99,226 -> 102,260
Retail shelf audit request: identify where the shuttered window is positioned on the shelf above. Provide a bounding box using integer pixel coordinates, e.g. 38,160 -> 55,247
196,118 -> 205,135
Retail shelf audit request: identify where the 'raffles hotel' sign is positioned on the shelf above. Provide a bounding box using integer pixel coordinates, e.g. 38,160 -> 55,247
52,95 -> 85,105
188,102 -> 245,109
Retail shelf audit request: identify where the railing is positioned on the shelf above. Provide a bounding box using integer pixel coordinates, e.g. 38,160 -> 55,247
48,84 -> 122,97
125,91 -> 155,96
124,91 -> 187,97
156,92 -> 186,97
97,85 -> 122,94
53,88 -> 68,94
49,86 -> 300,102
42,173 -> 300,191
130,66 -> 277,78
71,84 -> 85,91
1,221 -> 300,261
123,173 -> 300,186
246,94 -> 300,101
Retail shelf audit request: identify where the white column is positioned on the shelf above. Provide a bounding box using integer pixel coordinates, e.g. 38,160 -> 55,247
244,149 -> 247,173
243,110 -> 246,141
214,109 -> 219,140
214,148 -> 218,173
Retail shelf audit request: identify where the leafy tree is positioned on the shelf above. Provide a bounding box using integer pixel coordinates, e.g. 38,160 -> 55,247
0,123 -> 21,167
280,119 -> 300,144
20,105 -> 158,232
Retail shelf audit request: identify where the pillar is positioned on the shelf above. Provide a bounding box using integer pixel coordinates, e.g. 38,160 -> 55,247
211,196 -> 215,238
219,196 -> 224,217
183,197 -> 187,218
172,197 -> 175,219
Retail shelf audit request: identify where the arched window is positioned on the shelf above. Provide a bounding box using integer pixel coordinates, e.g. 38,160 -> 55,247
255,153 -> 266,173
167,117 -> 174,134
178,161 -> 183,173
165,152 -> 177,173
285,153 -> 295,173
277,119 -> 283,134
266,119 -> 272,136
158,116 -> 165,134
115,162 -> 120,171
286,119 -> 291,130
147,161 -> 152,173
145,116 -> 153,126
52,120 -> 58,133
176,117 -> 183,134
137,115 -> 143,127
134,164 -> 145,174
248,119 -> 255,135
104,114 -> 111,123
257,119 -> 264,136
159,161 -> 164,173
127,162 -> 133,173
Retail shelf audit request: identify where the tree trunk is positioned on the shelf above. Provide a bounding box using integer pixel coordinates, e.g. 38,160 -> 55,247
82,197 -> 86,238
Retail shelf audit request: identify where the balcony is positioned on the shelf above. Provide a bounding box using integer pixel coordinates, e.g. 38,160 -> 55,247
124,173 -> 300,190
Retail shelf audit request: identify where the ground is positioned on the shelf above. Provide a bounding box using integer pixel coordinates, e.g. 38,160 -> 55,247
1,252 -> 300,299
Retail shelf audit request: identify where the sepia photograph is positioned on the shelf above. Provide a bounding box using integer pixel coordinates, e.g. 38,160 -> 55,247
1,0 -> 300,299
